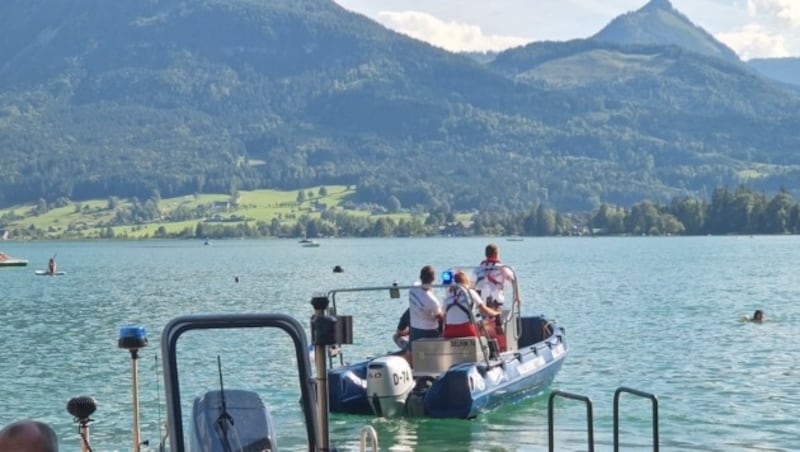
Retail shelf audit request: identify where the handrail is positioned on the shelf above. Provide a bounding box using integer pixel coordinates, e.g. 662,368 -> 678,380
359,425 -> 379,452
327,282 -> 495,366
325,264 -> 522,364
160,313 -> 320,452
548,390 -> 594,452
613,386 -> 659,452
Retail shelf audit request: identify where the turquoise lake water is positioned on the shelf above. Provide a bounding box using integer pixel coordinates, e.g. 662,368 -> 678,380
0,236 -> 798,451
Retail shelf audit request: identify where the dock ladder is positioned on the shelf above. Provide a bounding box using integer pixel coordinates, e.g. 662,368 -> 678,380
548,386 -> 659,451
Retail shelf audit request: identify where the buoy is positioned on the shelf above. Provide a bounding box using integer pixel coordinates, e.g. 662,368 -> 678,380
333,265 -> 344,273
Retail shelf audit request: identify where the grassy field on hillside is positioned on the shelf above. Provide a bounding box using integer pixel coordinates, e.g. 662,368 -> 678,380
0,186 -> 425,239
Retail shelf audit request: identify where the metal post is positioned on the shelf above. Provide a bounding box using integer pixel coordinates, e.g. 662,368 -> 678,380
119,326 -> 148,452
131,349 -> 141,452
66,396 -> 97,452
311,295 -> 332,451
79,422 -> 91,452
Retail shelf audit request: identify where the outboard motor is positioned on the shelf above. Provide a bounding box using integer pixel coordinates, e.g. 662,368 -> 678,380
190,389 -> 276,452
366,355 -> 414,417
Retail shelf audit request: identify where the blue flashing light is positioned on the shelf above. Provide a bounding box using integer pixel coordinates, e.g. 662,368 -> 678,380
442,270 -> 454,285
118,325 -> 148,349
119,325 -> 147,340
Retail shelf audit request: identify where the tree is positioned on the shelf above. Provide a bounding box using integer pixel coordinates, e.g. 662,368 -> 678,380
535,205 -> 556,236
318,186 -> 328,197
296,190 -> 306,204
388,195 -> 402,213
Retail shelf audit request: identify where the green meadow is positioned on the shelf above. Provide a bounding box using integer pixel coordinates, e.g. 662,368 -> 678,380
0,186 -> 407,239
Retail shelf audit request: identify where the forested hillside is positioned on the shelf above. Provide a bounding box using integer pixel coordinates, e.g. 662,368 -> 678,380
1,0 -> 799,213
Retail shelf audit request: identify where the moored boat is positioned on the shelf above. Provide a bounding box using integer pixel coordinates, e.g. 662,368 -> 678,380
325,265 -> 568,419
0,251 -> 28,267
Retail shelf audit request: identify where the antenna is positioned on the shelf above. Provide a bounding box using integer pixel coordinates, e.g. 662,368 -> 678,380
215,355 -> 235,452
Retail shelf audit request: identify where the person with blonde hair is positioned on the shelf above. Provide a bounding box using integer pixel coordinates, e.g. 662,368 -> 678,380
443,271 -> 499,338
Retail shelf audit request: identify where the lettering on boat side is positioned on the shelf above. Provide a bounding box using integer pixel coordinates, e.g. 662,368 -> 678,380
450,339 -> 475,347
393,369 -> 412,386
517,356 -> 545,375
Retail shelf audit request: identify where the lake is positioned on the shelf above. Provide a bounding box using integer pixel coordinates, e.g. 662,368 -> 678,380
0,236 -> 798,451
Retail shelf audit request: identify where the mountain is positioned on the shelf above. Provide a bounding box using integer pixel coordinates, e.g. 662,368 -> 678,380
748,57 -> 800,86
590,0 -> 740,65
0,0 -> 799,214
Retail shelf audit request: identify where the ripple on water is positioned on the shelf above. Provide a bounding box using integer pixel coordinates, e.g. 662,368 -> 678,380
2,237 -> 800,449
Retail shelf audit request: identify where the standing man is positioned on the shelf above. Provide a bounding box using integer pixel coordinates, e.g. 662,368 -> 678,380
407,265 -> 442,364
474,243 -> 514,306
474,244 -> 515,350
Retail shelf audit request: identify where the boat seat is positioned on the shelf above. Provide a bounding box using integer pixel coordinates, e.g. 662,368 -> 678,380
411,336 -> 488,378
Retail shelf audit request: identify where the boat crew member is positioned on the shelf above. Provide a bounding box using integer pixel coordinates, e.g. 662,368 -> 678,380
473,243 -> 514,307
443,271 -> 500,338
407,265 -> 443,364
393,308 -> 410,350
474,244 -> 515,349
0,419 -> 59,452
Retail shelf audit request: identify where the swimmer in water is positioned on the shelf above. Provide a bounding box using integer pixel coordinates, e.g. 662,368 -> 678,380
751,309 -> 764,323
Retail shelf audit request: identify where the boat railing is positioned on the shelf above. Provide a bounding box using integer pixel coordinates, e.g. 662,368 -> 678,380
548,387 -> 659,452
327,282 -> 494,366
325,263 -> 530,367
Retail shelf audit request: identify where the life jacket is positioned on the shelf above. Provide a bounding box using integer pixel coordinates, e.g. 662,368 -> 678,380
445,286 -> 472,318
474,258 -> 505,296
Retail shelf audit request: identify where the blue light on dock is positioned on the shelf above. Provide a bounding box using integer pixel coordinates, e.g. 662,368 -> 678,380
118,325 -> 148,349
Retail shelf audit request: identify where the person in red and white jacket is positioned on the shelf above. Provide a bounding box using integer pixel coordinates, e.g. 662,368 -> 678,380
473,243 -> 514,307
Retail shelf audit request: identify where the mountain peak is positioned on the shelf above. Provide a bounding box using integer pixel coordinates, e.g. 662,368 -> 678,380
641,0 -> 674,12
590,0 -> 740,63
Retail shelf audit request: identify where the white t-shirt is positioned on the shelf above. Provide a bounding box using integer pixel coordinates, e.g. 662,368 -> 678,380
409,285 -> 442,330
444,286 -> 485,325
473,260 -> 514,304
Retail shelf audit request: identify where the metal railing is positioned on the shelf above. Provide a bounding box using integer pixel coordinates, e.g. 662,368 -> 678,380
549,387 -> 659,451
548,390 -> 594,452
614,387 -> 659,452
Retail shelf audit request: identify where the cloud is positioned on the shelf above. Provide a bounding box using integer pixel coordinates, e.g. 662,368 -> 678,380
714,0 -> 799,58
375,10 -> 529,52
746,0 -> 800,27
717,23 -> 790,59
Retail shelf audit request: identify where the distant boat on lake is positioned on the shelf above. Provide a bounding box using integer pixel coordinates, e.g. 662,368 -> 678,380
0,251 -> 28,267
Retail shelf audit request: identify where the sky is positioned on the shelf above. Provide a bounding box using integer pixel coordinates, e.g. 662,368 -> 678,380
333,0 -> 800,60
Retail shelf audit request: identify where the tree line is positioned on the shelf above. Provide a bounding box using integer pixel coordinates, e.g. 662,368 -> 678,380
3,185 -> 797,240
